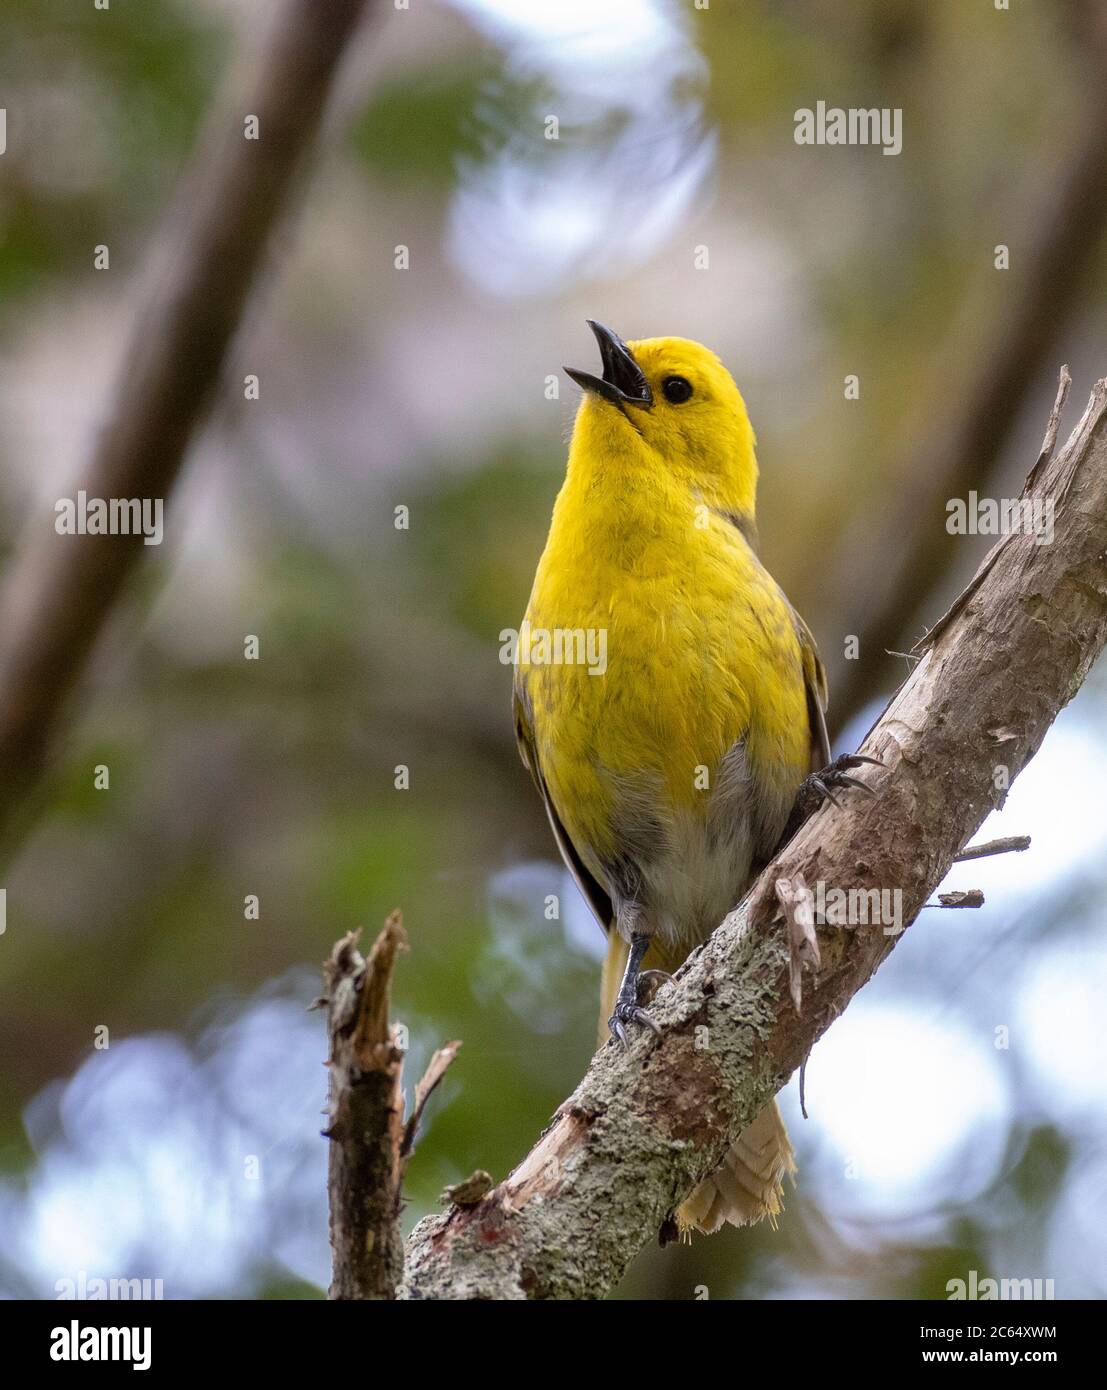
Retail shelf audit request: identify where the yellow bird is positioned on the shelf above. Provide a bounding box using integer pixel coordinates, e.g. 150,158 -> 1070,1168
514,322 -> 867,1235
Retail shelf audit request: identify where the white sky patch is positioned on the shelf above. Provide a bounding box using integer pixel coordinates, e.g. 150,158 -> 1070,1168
0,986 -> 331,1299
1016,941 -> 1107,1117
444,0 -> 714,296
797,1003 -> 1010,1214
451,0 -> 691,97
953,716 -> 1107,902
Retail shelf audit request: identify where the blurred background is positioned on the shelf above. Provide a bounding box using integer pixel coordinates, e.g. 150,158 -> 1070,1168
1,0 -> 1106,1300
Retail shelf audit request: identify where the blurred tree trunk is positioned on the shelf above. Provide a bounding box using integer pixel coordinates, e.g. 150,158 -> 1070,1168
0,0 -> 374,862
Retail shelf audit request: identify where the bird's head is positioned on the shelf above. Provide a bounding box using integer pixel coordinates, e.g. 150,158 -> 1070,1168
565,321 -> 759,524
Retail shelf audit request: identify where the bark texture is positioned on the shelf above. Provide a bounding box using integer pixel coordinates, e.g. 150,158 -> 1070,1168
325,914 -> 460,1299
325,918 -> 409,1300
400,374 -> 1107,1300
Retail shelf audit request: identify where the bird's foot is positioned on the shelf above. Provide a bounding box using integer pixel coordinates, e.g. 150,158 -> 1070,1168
778,753 -> 881,848
802,752 -> 880,812
608,997 -> 662,1048
607,933 -> 665,1048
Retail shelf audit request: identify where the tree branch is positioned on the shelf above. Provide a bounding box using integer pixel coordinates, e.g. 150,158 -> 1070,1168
325,916 -> 409,1301
400,373 -> 1107,1300
952,835 -> 1031,863
324,913 -> 461,1300
0,0 -> 372,859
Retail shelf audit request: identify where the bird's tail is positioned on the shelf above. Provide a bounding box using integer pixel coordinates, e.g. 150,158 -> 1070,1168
599,932 -> 796,1236
675,1098 -> 795,1234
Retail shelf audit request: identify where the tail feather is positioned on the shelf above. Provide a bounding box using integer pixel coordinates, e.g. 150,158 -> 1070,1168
677,1099 -> 795,1235
600,933 -> 795,1237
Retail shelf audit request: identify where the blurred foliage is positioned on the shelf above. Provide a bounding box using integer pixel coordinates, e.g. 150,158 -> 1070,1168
351,63 -> 491,186
410,446 -> 561,637
351,57 -> 544,190
0,0 -> 224,298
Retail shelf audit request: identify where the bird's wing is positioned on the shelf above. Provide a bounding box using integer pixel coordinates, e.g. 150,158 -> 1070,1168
788,601 -> 832,773
512,676 -> 614,933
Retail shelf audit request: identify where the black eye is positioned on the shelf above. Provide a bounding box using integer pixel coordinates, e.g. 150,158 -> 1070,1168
662,375 -> 693,404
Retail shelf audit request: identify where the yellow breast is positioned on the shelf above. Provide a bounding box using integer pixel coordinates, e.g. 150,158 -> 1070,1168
519,463 -> 810,870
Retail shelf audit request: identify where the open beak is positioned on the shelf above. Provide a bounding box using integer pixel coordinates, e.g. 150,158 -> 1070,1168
565,320 -> 652,409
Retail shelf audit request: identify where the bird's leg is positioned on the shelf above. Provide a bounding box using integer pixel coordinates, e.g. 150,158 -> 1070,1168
775,752 -> 882,853
608,932 -> 663,1048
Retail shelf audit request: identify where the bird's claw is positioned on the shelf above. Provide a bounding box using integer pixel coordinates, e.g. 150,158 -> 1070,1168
808,753 -> 879,807
777,752 -> 881,850
810,771 -> 871,808
608,1000 -> 662,1049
